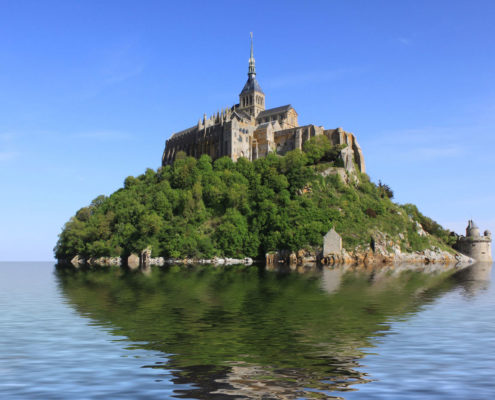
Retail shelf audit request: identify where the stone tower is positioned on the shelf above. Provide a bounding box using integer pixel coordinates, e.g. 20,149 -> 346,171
466,219 -> 480,237
238,33 -> 265,118
455,220 -> 492,262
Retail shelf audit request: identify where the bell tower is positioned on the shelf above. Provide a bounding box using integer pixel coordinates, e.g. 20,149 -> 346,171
238,33 -> 265,118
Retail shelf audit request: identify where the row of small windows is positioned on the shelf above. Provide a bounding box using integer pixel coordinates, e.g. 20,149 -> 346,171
241,94 -> 264,107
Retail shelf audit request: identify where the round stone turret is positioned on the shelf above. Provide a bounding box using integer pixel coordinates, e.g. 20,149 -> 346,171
466,220 -> 480,237
456,220 -> 492,262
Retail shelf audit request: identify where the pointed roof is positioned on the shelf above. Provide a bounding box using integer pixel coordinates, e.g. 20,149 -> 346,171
240,33 -> 264,95
468,220 -> 479,229
240,75 -> 264,95
324,228 -> 340,239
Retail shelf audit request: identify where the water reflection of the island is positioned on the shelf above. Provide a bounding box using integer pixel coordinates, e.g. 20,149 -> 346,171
55,262 -> 491,399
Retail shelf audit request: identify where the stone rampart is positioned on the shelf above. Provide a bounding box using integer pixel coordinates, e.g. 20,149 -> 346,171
455,221 -> 492,262
456,237 -> 492,262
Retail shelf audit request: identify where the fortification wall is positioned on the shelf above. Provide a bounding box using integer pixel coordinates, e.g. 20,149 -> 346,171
457,238 -> 492,262
163,122 -> 231,165
162,118 -> 366,174
273,125 -> 322,155
324,128 -> 366,173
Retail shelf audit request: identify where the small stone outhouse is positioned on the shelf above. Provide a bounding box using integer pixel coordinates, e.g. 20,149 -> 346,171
323,228 -> 342,256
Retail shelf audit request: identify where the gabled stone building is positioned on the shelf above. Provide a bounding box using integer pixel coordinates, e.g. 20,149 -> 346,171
162,34 -> 365,173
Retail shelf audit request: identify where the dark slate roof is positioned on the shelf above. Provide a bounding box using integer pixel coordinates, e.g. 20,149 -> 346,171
170,125 -> 197,139
240,75 -> 264,95
255,122 -> 272,129
256,104 -> 293,120
255,121 -> 280,130
235,110 -> 252,120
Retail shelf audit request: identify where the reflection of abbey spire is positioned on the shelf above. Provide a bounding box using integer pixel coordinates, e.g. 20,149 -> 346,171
162,34 -> 366,174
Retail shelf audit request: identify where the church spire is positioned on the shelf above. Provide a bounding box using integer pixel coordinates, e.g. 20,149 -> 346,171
239,32 -> 265,117
248,32 -> 256,77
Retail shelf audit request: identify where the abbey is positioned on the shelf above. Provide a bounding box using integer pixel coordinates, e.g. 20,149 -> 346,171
162,35 -> 365,173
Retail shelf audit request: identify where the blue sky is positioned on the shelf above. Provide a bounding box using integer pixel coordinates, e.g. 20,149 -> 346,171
1,0 -> 494,261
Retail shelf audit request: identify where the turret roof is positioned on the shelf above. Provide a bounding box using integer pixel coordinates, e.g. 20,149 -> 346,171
240,75 -> 264,95
468,220 -> 479,229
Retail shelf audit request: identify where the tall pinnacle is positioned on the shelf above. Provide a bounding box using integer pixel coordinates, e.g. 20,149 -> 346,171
248,32 -> 256,77
239,32 -> 263,96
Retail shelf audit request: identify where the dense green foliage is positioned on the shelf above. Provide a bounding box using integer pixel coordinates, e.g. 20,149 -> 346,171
55,136 -> 453,260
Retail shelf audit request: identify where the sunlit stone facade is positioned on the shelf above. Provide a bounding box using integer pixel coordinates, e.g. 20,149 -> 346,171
162,35 -> 365,173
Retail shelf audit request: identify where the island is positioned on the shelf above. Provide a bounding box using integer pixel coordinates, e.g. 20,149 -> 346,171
55,36 -> 489,268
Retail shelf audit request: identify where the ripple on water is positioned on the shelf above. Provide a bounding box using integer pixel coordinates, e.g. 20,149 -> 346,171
0,262 -> 494,399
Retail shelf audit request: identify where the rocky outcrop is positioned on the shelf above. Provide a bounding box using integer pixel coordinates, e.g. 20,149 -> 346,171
320,247 -> 472,266
319,166 -> 355,185
267,246 -> 472,267
266,228 -> 473,267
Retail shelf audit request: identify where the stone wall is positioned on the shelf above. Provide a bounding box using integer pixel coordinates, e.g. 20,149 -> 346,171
163,122 -> 229,165
324,128 -> 366,173
456,237 -> 492,262
455,221 -> 492,262
162,110 -> 366,174
323,228 -> 342,256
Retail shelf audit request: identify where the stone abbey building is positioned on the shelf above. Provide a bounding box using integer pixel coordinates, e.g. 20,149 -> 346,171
162,35 -> 365,174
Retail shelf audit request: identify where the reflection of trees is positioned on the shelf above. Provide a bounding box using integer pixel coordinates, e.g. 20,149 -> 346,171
55,263 -> 467,399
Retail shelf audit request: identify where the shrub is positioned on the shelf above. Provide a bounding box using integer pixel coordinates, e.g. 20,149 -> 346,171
365,208 -> 377,218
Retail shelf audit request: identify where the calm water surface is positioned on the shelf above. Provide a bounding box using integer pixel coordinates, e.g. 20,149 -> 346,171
0,262 -> 494,399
